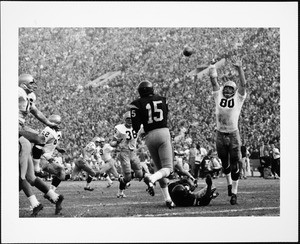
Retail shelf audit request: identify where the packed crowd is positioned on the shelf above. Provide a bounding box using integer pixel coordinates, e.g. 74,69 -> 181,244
19,27 -> 280,160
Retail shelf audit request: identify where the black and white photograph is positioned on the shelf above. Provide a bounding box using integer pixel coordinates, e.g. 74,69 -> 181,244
1,1 -> 298,243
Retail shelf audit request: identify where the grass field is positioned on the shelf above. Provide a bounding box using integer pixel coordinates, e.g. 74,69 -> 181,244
19,176 -> 280,218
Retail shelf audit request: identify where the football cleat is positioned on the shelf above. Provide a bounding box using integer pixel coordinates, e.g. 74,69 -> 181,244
210,188 -> 219,199
55,194 -> 64,215
44,194 -> 54,203
230,193 -> 237,205
84,186 -> 94,191
117,193 -> 126,198
144,175 -> 155,196
166,200 -> 175,209
30,203 -> 43,217
227,185 -> 232,196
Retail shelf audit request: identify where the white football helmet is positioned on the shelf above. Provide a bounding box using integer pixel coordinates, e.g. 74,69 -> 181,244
49,114 -> 62,125
93,136 -> 105,143
19,74 -> 37,93
222,80 -> 237,98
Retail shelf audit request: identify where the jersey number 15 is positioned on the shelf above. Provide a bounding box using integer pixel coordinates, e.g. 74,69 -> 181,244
146,101 -> 163,124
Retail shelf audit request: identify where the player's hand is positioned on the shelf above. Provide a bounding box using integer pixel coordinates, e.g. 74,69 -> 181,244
232,56 -> 243,69
48,122 -> 59,130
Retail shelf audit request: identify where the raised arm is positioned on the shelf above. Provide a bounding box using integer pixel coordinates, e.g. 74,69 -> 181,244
208,60 -> 220,91
30,103 -> 58,129
232,56 -> 246,96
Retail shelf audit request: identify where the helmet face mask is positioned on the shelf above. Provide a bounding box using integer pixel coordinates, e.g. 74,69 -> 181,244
222,81 -> 237,98
137,81 -> 154,98
93,136 -> 105,145
123,111 -> 132,127
19,74 -> 37,93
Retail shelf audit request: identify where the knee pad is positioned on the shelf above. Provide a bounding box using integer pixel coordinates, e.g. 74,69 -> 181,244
223,164 -> 231,175
158,177 -> 169,188
32,145 -> 44,159
231,163 -> 240,181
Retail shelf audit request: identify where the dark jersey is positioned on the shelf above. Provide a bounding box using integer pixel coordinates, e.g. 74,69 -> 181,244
241,145 -> 247,157
168,179 -> 196,207
260,155 -> 273,168
130,94 -> 168,134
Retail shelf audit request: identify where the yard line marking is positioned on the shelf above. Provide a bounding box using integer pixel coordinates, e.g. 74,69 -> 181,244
132,207 -> 280,217
19,200 -> 279,213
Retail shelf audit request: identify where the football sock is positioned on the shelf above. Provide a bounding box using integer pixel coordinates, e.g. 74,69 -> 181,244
225,173 -> 232,186
87,175 -> 93,184
51,176 -> 61,188
46,189 -> 59,202
28,195 -> 40,208
33,177 -> 49,194
232,180 -> 238,195
160,186 -> 172,202
151,168 -> 171,183
20,179 -> 33,197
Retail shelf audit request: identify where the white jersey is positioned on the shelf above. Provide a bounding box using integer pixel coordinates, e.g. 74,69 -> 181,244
195,147 -> 207,163
114,124 -> 142,150
40,126 -> 62,160
18,87 -> 36,124
82,141 -> 97,161
272,148 -> 280,159
98,143 -> 114,162
53,156 -> 63,166
213,88 -> 246,133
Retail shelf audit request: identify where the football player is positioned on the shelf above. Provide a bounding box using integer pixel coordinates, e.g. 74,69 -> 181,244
19,136 -> 43,217
32,114 -> 69,192
71,137 -> 107,191
110,111 -> 146,198
129,80 -> 175,209
173,144 -> 197,186
97,137 -> 121,189
18,74 -> 64,215
169,174 -> 219,207
208,56 -> 247,205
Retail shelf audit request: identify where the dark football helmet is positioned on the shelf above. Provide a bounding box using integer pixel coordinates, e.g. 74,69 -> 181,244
137,80 -> 154,98
171,184 -> 189,203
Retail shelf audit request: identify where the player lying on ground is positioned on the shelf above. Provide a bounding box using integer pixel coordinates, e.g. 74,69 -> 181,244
168,174 -> 219,207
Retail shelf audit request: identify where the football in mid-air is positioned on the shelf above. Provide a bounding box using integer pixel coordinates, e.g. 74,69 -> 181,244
183,46 -> 194,57
78,117 -> 84,123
